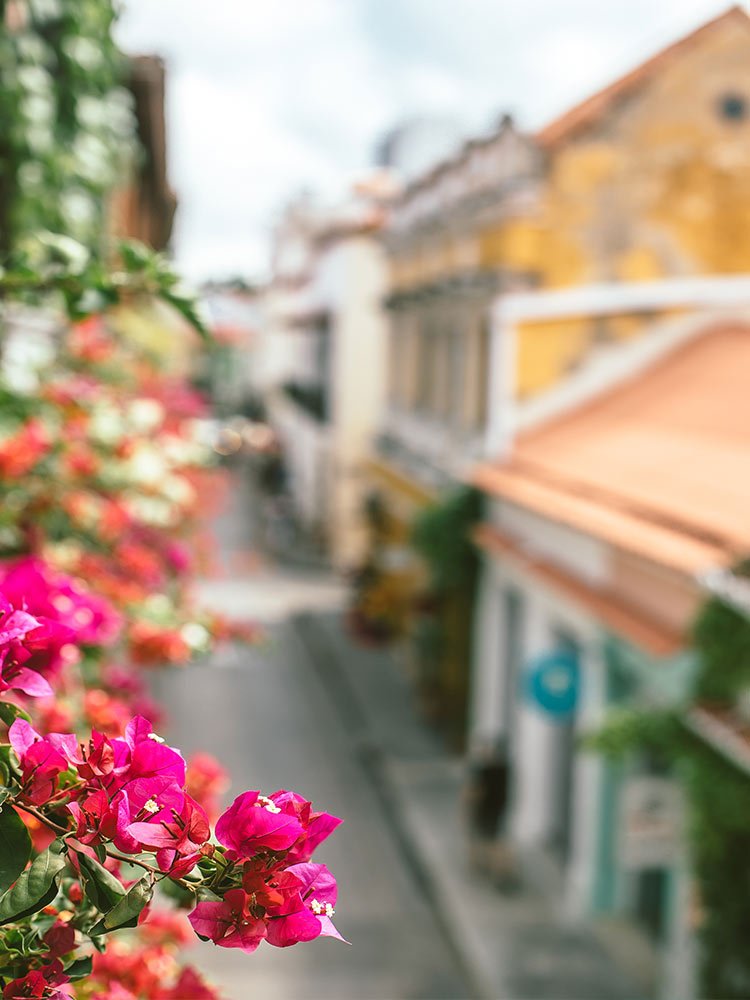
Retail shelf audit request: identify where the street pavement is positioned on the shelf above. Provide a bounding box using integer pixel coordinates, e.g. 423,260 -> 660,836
151,618 -> 469,1000
150,465 -> 641,1000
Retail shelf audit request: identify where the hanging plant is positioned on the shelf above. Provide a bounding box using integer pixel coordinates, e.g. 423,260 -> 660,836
589,557 -> 750,1000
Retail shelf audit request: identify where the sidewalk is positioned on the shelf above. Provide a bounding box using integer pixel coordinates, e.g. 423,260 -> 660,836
297,610 -> 644,1000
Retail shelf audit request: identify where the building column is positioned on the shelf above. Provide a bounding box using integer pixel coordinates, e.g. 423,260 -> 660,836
511,595 -> 558,845
485,300 -> 517,459
565,635 -> 606,918
468,559 -> 504,753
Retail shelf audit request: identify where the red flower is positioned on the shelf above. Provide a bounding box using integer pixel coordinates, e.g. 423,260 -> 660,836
0,419 -> 50,478
2,959 -> 69,999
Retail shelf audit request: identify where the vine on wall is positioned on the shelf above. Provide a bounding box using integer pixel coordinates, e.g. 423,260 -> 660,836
590,561 -> 750,1000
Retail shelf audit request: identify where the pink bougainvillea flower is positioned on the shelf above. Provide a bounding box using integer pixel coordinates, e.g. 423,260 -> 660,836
117,727 -> 186,791
10,616 -> 75,686
0,594 -> 54,698
266,863 -> 346,948
8,719 -> 76,805
68,788 -> 119,846
67,731 -> 118,781
268,789 -> 342,863
67,776 -> 183,853
188,888 -> 267,953
215,791 -> 304,859
0,596 -> 39,647
127,793 -> 209,875
0,557 -> 122,651
188,862 -> 346,953
61,717 -> 184,790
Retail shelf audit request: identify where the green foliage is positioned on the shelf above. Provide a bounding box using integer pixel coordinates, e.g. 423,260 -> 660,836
692,589 -> 750,702
592,568 -> 750,999
0,237 -> 210,340
0,807 -> 31,894
0,703 -> 31,728
410,485 -> 482,594
684,742 -> 750,999
76,850 -> 127,911
64,956 -> 94,980
89,875 -> 154,935
0,839 -> 66,925
584,706 -> 686,759
0,0 -> 133,263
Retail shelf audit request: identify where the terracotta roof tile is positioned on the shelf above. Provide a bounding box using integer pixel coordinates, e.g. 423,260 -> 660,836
474,523 -> 684,655
474,325 -> 750,574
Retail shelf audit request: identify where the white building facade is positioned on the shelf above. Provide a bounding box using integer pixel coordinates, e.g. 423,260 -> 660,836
266,193 -> 389,569
469,277 -> 750,999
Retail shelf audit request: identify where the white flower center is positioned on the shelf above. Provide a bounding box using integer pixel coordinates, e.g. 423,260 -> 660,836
146,732 -> 165,743
254,794 -> 281,814
310,898 -> 334,918
143,798 -> 159,815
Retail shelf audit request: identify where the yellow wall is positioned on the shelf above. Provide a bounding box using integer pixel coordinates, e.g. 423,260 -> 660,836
389,16 -> 750,399
514,309 -> 683,397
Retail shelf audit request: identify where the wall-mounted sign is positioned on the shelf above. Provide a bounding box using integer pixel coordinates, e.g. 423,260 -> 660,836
522,649 -> 580,718
618,776 -> 683,869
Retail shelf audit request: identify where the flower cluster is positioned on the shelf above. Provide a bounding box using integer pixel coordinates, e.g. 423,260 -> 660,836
0,314 -> 243,669
189,790 -> 344,952
0,303 -> 322,995
0,702 -> 343,992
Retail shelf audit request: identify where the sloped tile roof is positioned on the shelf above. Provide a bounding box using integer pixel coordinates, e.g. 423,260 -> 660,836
536,5 -> 750,149
474,324 -> 750,574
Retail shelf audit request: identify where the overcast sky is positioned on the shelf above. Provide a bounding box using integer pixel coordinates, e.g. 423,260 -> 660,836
115,0 -> 743,282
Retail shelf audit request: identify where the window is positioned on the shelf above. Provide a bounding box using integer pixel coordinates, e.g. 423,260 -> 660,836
718,92 -> 747,122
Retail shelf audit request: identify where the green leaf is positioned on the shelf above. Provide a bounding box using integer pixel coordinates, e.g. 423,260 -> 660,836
89,875 -> 153,935
162,289 -> 210,342
0,703 -> 31,727
0,840 -> 67,925
76,851 -> 126,911
0,806 -> 31,894
0,745 -> 20,781
64,955 -> 93,980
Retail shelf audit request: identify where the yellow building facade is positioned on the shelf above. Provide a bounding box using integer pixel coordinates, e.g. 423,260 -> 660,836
385,5 -> 750,407
363,5 -> 750,742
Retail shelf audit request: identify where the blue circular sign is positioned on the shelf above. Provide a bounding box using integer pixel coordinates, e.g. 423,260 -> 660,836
523,649 -> 580,718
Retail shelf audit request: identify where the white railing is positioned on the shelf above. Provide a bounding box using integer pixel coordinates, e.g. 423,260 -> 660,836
486,275 -> 750,457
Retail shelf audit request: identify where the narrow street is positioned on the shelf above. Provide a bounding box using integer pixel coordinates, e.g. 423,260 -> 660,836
150,466 -> 470,999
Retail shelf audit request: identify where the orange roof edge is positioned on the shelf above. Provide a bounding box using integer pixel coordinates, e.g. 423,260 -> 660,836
537,5 -> 750,149
472,326 -> 750,575
474,523 -> 684,657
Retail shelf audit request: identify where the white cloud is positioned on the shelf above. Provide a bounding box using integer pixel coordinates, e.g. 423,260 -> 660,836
115,0 -> 743,280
